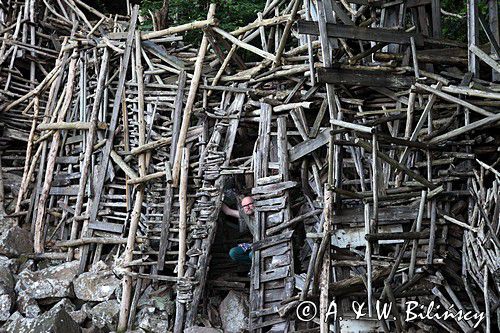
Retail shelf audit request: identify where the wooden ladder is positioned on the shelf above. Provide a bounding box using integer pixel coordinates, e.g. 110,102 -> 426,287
249,104 -> 295,332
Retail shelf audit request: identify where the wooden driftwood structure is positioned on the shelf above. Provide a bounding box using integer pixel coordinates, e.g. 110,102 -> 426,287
0,0 -> 499,332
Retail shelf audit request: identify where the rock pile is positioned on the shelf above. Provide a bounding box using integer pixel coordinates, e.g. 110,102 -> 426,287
0,253 -> 174,332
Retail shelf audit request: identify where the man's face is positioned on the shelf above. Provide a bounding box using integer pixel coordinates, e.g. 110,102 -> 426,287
241,197 -> 254,215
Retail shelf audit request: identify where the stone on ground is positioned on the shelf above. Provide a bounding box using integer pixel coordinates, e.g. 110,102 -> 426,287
73,265 -> 120,302
218,290 -> 249,333
4,307 -> 79,333
15,261 -> 79,299
88,299 -> 120,330
0,266 -> 14,321
0,226 -> 33,258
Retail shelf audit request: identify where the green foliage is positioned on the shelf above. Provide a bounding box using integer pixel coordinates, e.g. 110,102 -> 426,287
139,0 -> 494,45
141,0 -> 267,43
441,0 -> 491,43
441,0 -> 467,42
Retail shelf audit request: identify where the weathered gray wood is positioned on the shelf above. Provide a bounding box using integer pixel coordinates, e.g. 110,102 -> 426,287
467,0 -> 479,76
289,128 -> 330,162
334,205 -> 420,224
318,67 -> 416,88
298,20 -> 424,45
251,181 -> 297,195
182,89 -> 246,330
80,7 -> 139,271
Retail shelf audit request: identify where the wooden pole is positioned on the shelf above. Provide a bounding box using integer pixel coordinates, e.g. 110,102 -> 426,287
320,186 -> 332,333
34,52 -> 77,253
15,96 -> 40,218
273,0 -> 301,66
117,26 -> 147,332
488,0 -> 499,81
177,148 -> 189,278
467,0 -> 479,77
67,48 -> 109,260
171,4 -> 216,186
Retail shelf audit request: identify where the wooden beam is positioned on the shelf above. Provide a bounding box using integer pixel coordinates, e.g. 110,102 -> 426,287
297,20 -> 424,46
470,45 -> 500,74
318,67 -> 416,88
467,0 -> 479,76
289,129 -> 330,162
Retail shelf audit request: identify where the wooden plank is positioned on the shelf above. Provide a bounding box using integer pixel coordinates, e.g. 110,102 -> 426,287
252,181 -> 297,195
332,224 -> 404,248
253,230 -> 293,251
318,67 -> 416,88
88,221 -> 123,233
256,174 -> 283,186
297,20 -> 424,46
289,129 -> 330,162
260,266 -> 290,282
431,0 -> 442,38
254,197 -> 286,207
487,0 -> 500,81
55,156 -> 79,164
334,205 -> 420,224
49,185 -> 80,196
470,45 -> 500,74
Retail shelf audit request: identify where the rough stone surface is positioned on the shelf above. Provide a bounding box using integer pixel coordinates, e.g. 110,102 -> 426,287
89,299 -> 120,330
69,302 -> 92,325
0,266 -> 14,320
50,298 -> 75,313
0,255 -> 18,273
184,326 -> 223,333
4,307 -> 79,333
16,291 -> 40,318
0,226 -> 33,258
218,291 -> 249,333
136,306 -> 169,332
68,309 -> 87,325
15,261 -> 79,299
73,268 -> 120,302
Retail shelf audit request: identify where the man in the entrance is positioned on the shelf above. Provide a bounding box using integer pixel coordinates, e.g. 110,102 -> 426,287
221,196 -> 255,264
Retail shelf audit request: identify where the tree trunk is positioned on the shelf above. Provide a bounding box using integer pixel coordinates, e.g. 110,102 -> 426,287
154,0 -> 170,30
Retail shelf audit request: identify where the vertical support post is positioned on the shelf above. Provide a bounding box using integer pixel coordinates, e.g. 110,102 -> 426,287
431,0 -> 441,38
177,148 -> 189,278
364,202 -> 372,317
305,0 -> 316,86
489,0 -> 500,81
117,21 -> 146,332
320,186 -> 332,333
426,99 -> 437,265
467,0 -> 479,77
172,4 -> 216,186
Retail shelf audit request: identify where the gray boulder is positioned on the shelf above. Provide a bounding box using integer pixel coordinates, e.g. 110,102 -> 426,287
16,291 -> 41,318
0,255 -> 18,273
218,291 -> 249,333
68,302 -> 92,325
89,299 -> 120,330
15,261 -> 79,299
0,226 -> 33,257
4,307 -> 79,333
136,306 -> 169,332
73,268 -> 120,302
0,266 -> 14,320
50,298 -> 75,313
